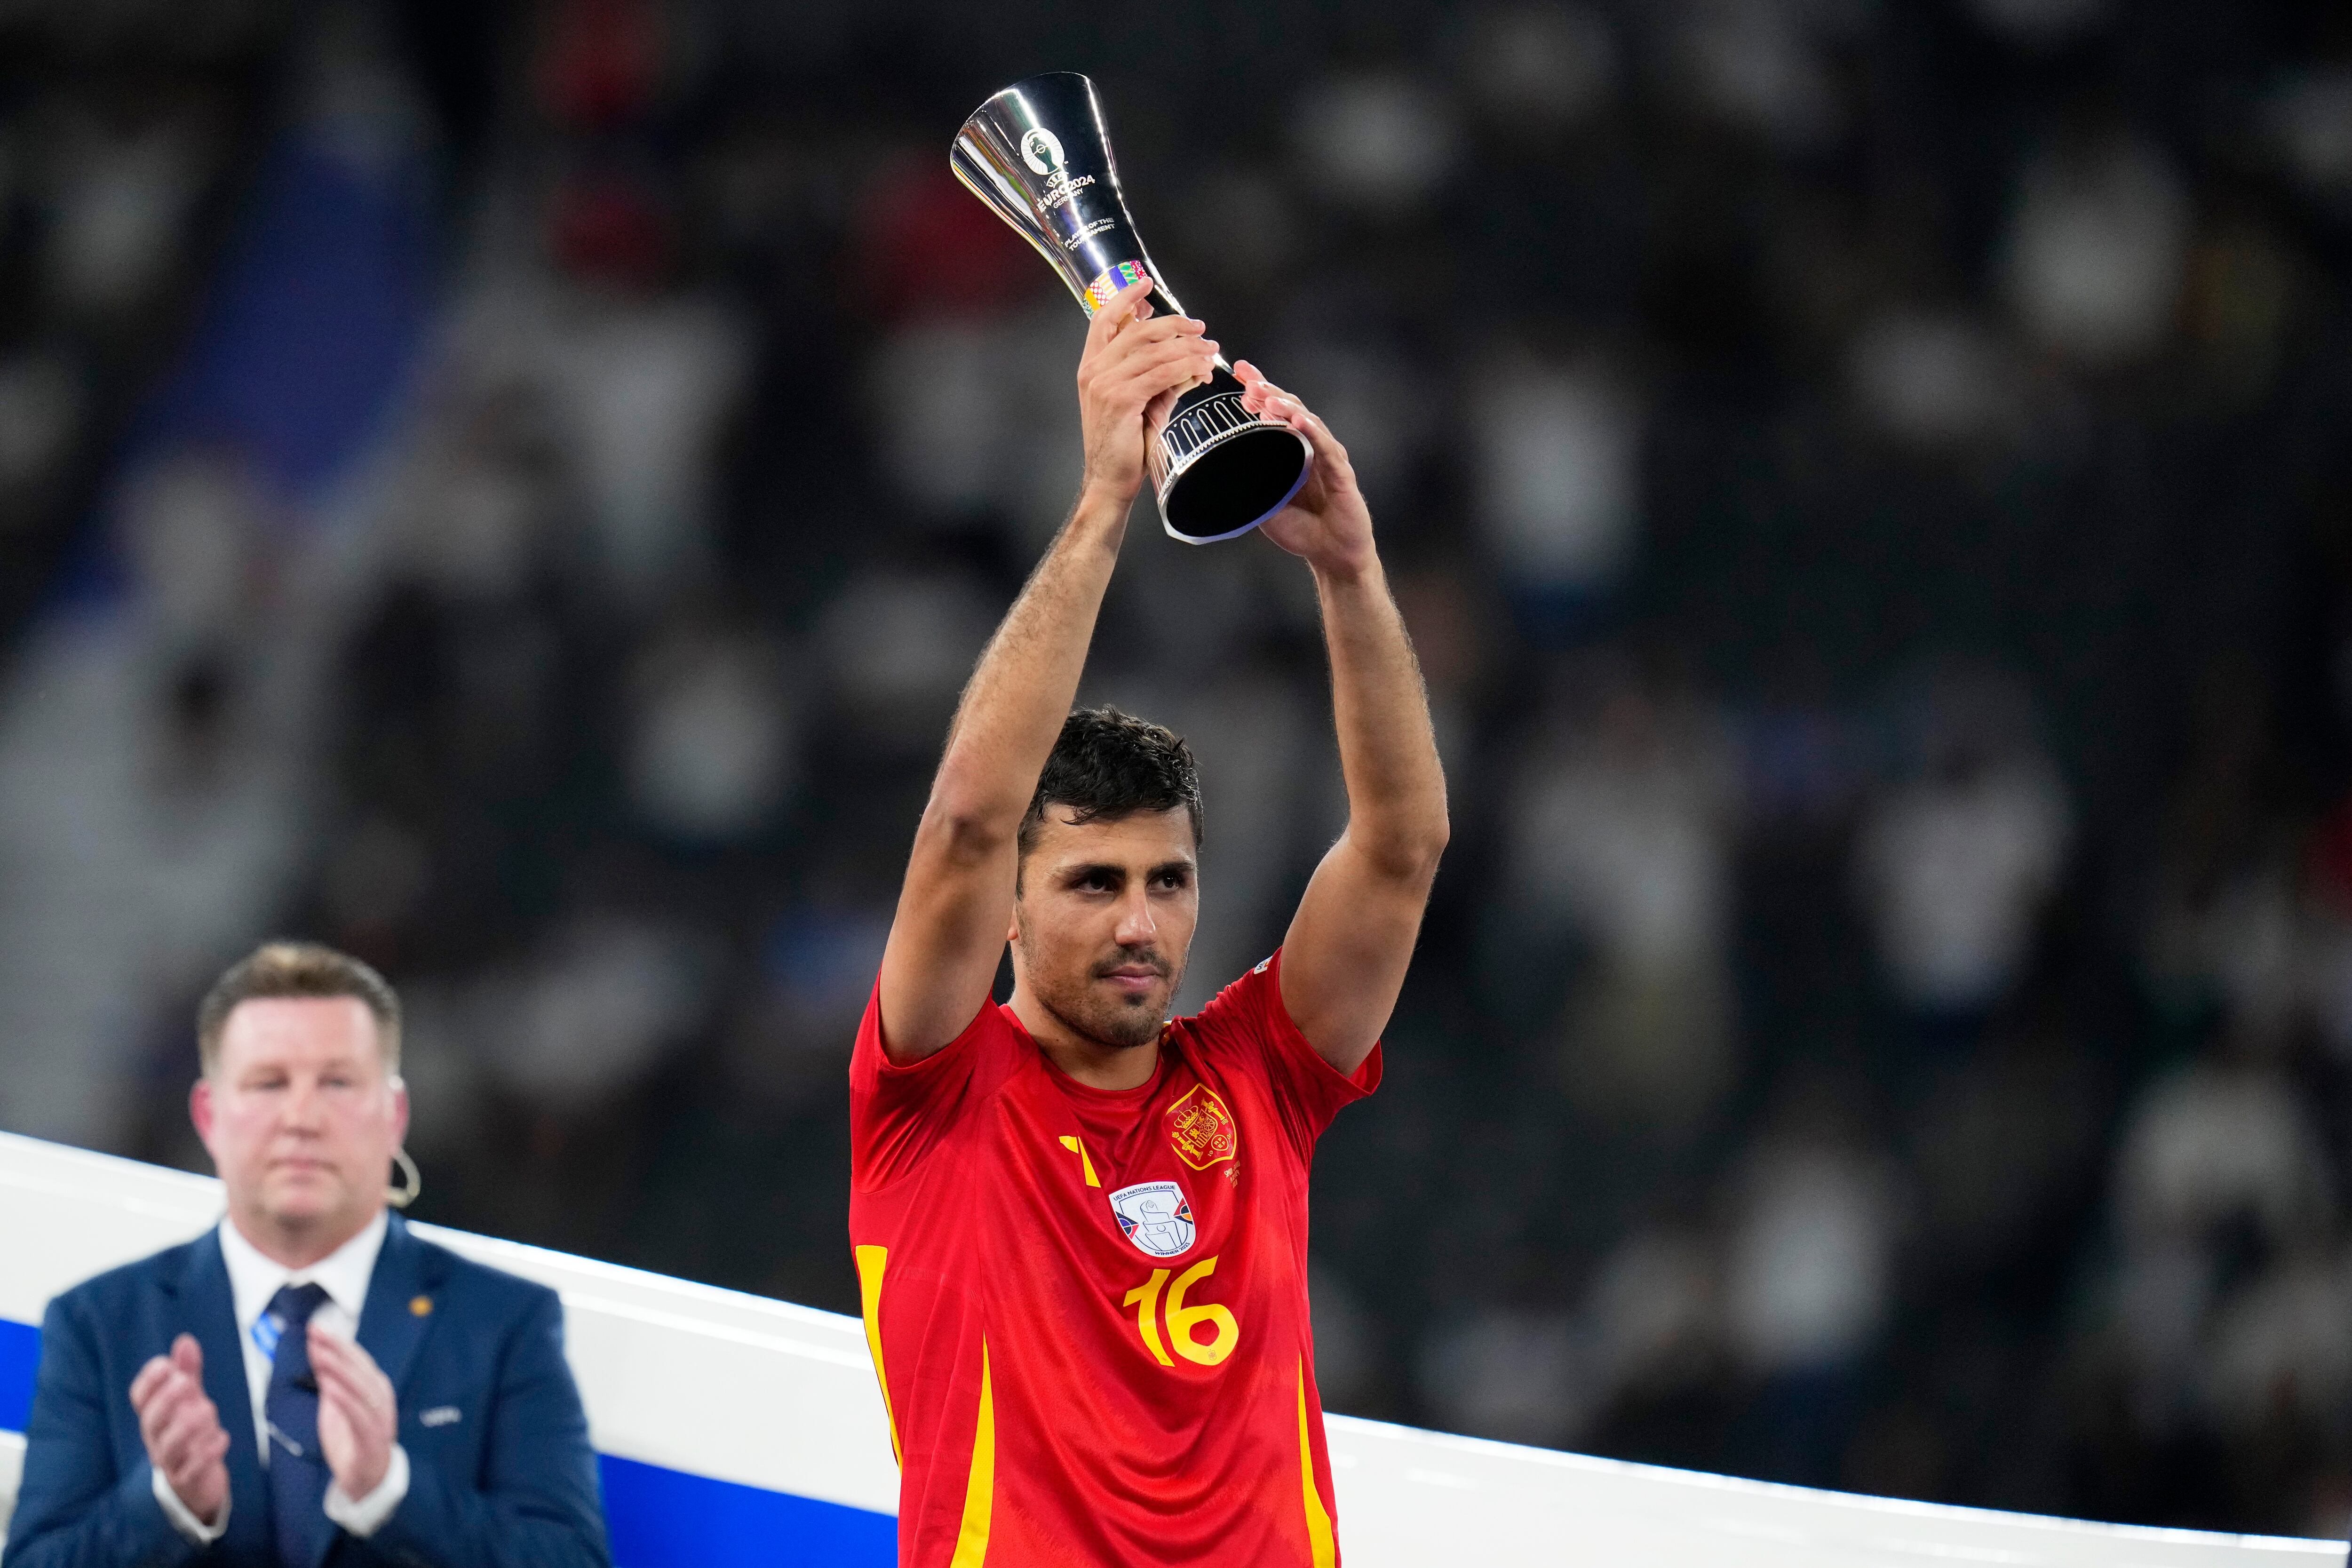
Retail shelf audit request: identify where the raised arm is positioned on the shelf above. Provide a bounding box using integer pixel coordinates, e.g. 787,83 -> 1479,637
1235,361 -> 1450,1075
876,275 -> 1219,1062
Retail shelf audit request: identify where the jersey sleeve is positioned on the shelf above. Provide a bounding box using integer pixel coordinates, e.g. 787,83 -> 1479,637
849,980 -> 1019,1191
1190,948 -> 1381,1163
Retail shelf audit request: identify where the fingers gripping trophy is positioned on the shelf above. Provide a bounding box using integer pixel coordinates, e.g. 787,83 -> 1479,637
953,72 -> 1313,543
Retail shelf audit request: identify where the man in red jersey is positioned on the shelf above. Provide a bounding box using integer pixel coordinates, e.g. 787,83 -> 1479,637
849,270 -> 1449,1568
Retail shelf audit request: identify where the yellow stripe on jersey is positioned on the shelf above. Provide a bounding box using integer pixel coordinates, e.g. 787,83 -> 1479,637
1057,1134 -> 1101,1186
1296,1359 -> 1337,1568
854,1245 -> 900,1465
950,1341 -> 996,1568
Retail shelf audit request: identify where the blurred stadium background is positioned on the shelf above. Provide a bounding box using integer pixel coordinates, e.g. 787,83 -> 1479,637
0,0 -> 2348,1542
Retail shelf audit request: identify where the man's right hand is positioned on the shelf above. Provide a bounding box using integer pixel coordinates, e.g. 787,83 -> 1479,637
131,1334 -> 230,1527
1076,273 -> 1218,505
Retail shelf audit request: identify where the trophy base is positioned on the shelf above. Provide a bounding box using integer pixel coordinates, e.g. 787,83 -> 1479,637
1151,378 -> 1313,545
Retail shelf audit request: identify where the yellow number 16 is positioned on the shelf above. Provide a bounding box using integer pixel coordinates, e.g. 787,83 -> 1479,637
1124,1256 -> 1238,1367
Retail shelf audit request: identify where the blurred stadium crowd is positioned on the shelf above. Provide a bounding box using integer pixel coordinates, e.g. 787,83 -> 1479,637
2,0 -> 2352,1541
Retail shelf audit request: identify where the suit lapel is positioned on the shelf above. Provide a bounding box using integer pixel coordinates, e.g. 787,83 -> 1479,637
357,1214 -> 444,1398
168,1227 -> 274,1561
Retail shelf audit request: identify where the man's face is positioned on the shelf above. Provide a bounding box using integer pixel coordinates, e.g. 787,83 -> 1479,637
192,998 -> 408,1242
1012,806 -> 1199,1051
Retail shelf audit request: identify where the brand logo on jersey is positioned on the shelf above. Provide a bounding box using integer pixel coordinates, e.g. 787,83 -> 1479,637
1166,1084 -> 1239,1170
1108,1180 -> 1195,1258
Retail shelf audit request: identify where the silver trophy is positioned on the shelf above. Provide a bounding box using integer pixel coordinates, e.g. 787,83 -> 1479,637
952,72 -> 1311,545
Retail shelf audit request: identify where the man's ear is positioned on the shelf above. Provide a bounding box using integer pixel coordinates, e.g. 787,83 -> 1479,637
189,1076 -> 214,1142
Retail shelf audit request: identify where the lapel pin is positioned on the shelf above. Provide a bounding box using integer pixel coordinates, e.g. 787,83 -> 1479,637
410,1295 -> 433,1317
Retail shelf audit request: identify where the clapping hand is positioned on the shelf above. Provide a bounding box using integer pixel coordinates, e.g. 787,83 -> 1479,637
309,1326 -> 398,1501
130,1335 -> 230,1526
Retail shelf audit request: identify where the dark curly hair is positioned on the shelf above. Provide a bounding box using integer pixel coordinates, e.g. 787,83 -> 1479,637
1017,707 -> 1203,871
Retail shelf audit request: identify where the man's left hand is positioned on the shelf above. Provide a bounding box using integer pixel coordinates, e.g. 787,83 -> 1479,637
1234,360 -> 1375,581
308,1326 -> 397,1500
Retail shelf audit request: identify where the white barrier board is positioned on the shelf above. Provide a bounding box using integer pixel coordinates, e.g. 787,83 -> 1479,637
0,1130 -> 2335,1566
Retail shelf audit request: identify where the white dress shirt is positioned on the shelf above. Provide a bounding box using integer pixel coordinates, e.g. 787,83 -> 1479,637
153,1211 -> 411,1544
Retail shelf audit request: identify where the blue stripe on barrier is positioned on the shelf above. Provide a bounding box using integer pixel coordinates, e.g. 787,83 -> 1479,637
600,1454 -> 896,1567
0,1314 -> 36,1431
1,1318 -> 895,1563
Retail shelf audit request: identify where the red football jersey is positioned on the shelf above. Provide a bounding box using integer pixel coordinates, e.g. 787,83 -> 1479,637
848,949 -> 1380,1568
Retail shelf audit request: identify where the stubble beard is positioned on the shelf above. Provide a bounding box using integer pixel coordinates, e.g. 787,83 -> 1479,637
1024,932 -> 1187,1052
1055,986 -> 1168,1051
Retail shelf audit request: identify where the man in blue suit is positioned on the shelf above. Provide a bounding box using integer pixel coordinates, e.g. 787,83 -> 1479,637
6,941 -> 611,1568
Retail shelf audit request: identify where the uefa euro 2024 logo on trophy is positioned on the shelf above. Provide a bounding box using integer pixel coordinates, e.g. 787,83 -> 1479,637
951,72 -> 1314,545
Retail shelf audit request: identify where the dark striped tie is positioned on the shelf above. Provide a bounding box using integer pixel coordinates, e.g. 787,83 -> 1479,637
260,1282 -> 334,1568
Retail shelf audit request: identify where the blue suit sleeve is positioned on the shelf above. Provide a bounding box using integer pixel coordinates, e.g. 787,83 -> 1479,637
356,1289 -> 611,1568
2,1294 -> 200,1568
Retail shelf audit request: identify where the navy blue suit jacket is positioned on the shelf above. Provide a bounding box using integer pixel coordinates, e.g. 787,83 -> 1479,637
5,1213 -> 611,1568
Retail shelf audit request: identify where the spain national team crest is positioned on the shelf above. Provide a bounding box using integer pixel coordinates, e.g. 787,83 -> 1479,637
1108,1180 -> 1195,1258
1166,1084 -> 1239,1170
